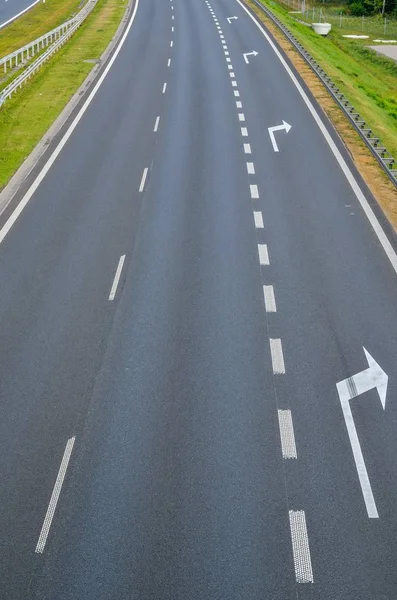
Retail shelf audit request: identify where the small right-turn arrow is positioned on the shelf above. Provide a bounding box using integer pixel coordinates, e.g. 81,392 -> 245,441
243,50 -> 258,64
227,16 -> 238,23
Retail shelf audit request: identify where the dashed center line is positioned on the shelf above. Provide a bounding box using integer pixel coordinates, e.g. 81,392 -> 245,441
167,58 -> 171,66
154,116 -> 160,132
243,143 -> 251,153
238,112 -> 245,121
236,100 -> 242,108
241,127 -> 248,137
162,82 -> 167,93
246,162 -> 255,174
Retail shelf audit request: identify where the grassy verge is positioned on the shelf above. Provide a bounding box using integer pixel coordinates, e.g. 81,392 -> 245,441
0,0 -> 85,57
0,0 -> 127,188
247,0 -> 397,228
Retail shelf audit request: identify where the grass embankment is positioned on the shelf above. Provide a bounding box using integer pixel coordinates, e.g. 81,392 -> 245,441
247,0 -> 397,227
0,0 -> 127,189
0,0 -> 85,57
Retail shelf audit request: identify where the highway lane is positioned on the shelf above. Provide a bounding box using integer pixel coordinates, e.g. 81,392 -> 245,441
214,0 -> 397,597
29,0 -> 295,597
0,0 -> 39,29
0,0 -> 395,596
0,0 -> 171,597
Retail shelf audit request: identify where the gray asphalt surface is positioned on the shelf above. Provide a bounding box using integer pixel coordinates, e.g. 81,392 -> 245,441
0,0 -> 396,597
0,0 -> 37,28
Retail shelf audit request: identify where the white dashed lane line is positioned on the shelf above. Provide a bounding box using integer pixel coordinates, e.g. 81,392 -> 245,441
250,184 -> 259,199
109,255 -> 126,301
154,116 -> 160,132
241,127 -> 248,137
243,143 -> 251,153
253,211 -> 264,229
269,338 -> 285,374
246,162 -> 255,174
162,82 -> 167,93
258,244 -> 269,265
35,437 -> 76,553
288,510 -> 314,583
263,284 -> 277,313
278,410 -> 297,458
139,167 -> 148,192
238,113 -> 245,121
167,58 -> 171,66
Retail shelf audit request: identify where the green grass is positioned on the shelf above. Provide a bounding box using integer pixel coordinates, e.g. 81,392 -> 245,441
0,0 -> 85,57
262,0 -> 397,158
0,0 -> 127,188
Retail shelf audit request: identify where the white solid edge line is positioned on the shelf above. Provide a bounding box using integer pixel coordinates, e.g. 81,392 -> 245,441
35,437 -> 75,553
154,116 -> 160,132
270,338 -> 285,374
288,510 -> 314,583
253,211 -> 264,229
277,409 -> 297,458
139,167 -> 148,192
0,0 -> 141,246
0,0 -> 40,29
235,0 -> 397,275
109,254 -> 126,301
263,284 -> 276,312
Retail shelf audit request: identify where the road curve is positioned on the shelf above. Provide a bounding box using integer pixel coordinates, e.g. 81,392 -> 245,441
0,0 -> 396,598
0,0 -> 39,30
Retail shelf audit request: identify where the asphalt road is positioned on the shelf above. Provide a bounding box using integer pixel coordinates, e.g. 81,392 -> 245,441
0,0 -> 38,29
0,0 -> 396,597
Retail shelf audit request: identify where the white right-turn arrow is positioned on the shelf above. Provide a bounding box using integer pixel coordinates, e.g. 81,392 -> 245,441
227,16 -> 238,23
268,120 -> 291,152
243,50 -> 258,64
336,348 -> 388,519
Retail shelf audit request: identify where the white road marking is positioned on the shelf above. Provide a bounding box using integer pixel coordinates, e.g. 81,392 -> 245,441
235,0 -> 397,275
172,26 -> 174,32
170,40 -> 173,47
226,57 -> 231,62
278,410 -> 297,458
263,285 -> 276,312
167,58 -> 171,66
228,65 -> 233,70
172,14 -> 174,19
224,51 -> 229,55
244,143 -> 251,153
241,127 -> 248,137
236,100 -> 242,107
234,90 -> 240,97
154,116 -> 160,132
231,80 -> 237,87
109,255 -> 126,301
246,162 -> 255,174
230,72 -> 235,78
258,244 -> 269,265
288,510 -> 314,583
250,184 -> 259,199
35,437 -> 75,553
0,0 -> 40,29
270,339 -> 285,374
253,211 -> 264,229
162,82 -> 167,93
139,167 -> 148,192
238,113 -> 245,121
0,0 -> 141,243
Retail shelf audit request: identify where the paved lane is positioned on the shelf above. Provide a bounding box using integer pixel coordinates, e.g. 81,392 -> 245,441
0,0 -> 171,596
0,0 -> 39,29
214,0 -> 397,597
29,0 -> 294,597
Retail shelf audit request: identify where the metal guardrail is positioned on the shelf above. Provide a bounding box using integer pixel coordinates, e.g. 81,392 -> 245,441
249,0 -> 397,187
0,0 -> 97,107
